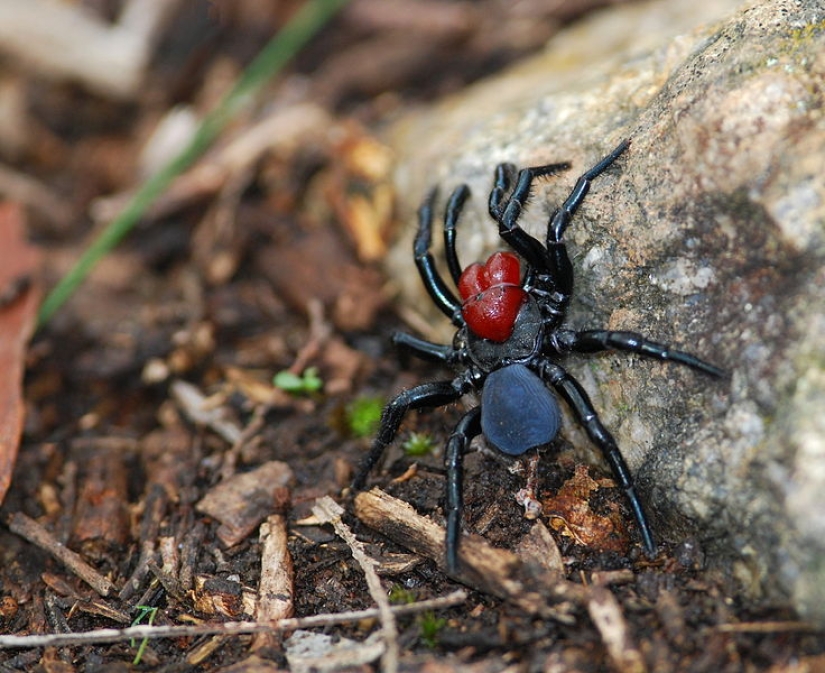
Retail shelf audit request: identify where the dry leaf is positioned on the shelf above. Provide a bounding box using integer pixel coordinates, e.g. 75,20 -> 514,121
0,203 -> 41,505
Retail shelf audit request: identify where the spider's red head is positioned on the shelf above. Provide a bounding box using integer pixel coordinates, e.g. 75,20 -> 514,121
458,251 -> 526,342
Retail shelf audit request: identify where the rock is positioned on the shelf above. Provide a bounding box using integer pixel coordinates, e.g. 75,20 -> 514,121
384,0 -> 825,624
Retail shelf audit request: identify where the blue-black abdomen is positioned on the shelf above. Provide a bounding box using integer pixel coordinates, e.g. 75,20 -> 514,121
480,364 -> 561,455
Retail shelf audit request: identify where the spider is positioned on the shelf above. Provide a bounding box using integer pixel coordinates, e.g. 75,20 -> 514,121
352,139 -> 724,573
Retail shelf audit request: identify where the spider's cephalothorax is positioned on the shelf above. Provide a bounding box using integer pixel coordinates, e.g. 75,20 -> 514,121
352,139 -> 724,572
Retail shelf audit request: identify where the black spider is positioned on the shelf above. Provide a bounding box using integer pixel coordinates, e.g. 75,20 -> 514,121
352,139 -> 723,572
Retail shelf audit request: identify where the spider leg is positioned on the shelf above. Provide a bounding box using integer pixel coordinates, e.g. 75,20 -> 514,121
539,139 -> 630,305
443,184 -> 471,285
538,360 -> 657,557
487,162 -> 518,221
415,188 -> 463,324
352,381 -> 463,491
568,330 -> 725,378
392,332 -> 458,365
546,138 -> 630,245
444,405 -> 482,573
492,162 -> 572,273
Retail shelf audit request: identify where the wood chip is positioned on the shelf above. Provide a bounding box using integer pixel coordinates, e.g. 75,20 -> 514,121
587,586 -> 647,673
252,513 -> 295,650
196,461 -> 293,547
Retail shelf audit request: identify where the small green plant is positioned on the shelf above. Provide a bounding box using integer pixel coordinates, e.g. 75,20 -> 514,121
345,395 -> 384,438
388,584 -> 416,605
130,605 -> 158,665
273,366 -> 323,394
419,611 -> 447,649
402,432 -> 436,457
388,586 -> 446,649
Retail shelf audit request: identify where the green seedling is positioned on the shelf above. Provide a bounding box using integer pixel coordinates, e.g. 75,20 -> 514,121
419,612 -> 447,649
402,432 -> 436,457
388,585 -> 416,605
130,605 -> 158,665
346,395 -> 384,438
273,366 -> 323,394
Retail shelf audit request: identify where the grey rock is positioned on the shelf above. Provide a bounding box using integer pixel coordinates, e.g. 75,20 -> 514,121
385,0 -> 825,623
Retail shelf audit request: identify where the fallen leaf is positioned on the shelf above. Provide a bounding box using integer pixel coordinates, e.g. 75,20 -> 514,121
543,464 -> 628,554
0,203 -> 41,506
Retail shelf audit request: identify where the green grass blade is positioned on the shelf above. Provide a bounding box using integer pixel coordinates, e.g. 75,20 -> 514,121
38,0 -> 349,326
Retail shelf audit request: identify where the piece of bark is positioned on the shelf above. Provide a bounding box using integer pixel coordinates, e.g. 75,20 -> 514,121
587,586 -> 647,673
196,461 -> 293,547
0,0 -> 182,99
70,437 -> 135,560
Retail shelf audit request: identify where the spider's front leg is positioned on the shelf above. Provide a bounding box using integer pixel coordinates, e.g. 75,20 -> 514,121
546,138 -> 630,244
442,184 -> 471,285
415,189 -> 463,325
538,139 -> 631,308
489,161 -> 571,273
392,332 -> 459,365
537,359 -> 657,557
351,381 -> 463,490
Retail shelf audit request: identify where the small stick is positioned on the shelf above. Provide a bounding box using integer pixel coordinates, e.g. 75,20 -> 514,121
0,591 -> 467,649
313,496 -> 399,673
8,512 -> 115,597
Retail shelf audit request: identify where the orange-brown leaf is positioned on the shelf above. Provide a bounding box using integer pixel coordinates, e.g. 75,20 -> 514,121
0,203 -> 41,505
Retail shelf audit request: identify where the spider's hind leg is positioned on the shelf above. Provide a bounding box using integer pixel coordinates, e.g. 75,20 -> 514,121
444,405 -> 482,574
538,359 -> 657,557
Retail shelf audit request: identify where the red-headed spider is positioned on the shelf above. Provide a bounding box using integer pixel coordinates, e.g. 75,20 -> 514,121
352,139 -> 724,573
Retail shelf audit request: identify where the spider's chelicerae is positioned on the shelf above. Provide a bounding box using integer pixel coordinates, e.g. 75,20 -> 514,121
352,139 -> 724,572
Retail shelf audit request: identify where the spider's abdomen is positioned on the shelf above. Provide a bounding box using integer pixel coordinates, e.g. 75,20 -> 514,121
458,251 -> 526,342
480,364 -> 561,456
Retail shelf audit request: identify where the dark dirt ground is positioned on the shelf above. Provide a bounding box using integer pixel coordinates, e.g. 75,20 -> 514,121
1,1 -> 824,671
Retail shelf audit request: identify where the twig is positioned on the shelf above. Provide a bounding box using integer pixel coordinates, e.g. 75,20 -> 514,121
288,298 -> 332,376
170,379 -> 242,444
7,512 -> 116,597
715,620 -> 821,633
0,590 -> 467,649
312,496 -> 399,673
0,0 -> 180,99
0,163 -> 73,228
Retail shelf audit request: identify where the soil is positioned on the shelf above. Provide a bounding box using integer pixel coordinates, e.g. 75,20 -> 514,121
1,1 -> 823,671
